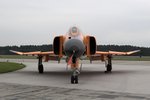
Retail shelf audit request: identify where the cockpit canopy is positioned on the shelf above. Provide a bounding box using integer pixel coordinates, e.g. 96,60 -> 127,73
72,27 -> 78,33
69,26 -> 80,36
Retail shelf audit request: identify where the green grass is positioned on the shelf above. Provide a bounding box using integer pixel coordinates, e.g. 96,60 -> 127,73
0,55 -> 36,59
0,62 -> 25,73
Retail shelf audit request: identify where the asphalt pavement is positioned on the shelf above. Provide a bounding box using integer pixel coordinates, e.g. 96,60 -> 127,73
0,59 -> 150,100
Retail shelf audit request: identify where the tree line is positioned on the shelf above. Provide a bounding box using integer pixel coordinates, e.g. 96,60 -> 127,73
0,44 -> 149,56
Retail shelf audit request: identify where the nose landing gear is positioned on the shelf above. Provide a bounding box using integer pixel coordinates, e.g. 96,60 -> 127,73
71,69 -> 80,84
70,56 -> 80,84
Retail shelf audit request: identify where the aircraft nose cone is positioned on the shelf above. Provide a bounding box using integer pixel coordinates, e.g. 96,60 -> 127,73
64,39 -> 85,57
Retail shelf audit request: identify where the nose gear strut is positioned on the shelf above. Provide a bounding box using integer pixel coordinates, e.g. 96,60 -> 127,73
71,68 -> 80,84
70,56 -> 80,84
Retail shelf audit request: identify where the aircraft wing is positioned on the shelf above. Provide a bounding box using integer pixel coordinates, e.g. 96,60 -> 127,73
96,50 -> 140,55
9,50 -> 60,62
10,50 -> 54,55
89,50 -> 140,61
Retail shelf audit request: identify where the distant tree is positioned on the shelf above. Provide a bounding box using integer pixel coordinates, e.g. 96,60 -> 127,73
0,44 -> 149,56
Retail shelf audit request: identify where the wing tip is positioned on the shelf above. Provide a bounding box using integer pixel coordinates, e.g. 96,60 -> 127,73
127,50 -> 141,55
9,50 -> 23,55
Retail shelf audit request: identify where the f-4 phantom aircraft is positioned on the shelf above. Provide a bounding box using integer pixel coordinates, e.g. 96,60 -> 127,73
10,26 -> 140,84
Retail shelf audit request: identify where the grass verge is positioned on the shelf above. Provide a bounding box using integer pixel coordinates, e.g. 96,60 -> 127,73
0,62 -> 25,73
0,55 -> 36,59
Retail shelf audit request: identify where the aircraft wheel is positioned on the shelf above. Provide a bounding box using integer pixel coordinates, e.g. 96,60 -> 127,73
74,76 -> 78,84
71,75 -> 79,84
71,75 -> 74,84
107,64 -> 112,71
105,64 -> 112,73
38,64 -> 44,74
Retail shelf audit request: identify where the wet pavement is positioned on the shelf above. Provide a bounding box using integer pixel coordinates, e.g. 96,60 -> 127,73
0,59 -> 150,99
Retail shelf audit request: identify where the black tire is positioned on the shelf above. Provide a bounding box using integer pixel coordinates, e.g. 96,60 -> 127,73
74,76 -> 78,84
38,64 -> 44,74
71,75 -> 74,84
107,64 -> 112,72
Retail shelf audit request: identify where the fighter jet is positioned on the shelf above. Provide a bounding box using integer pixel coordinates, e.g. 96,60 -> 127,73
10,26 -> 140,84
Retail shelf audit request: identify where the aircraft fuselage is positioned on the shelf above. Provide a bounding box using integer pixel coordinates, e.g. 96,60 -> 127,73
64,27 -> 85,58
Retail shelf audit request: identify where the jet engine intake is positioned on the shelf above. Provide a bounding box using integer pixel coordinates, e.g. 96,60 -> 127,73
53,36 -> 64,57
85,36 -> 97,56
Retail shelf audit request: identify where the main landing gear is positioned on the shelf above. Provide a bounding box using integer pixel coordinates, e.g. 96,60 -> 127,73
105,55 -> 112,73
38,56 -> 44,74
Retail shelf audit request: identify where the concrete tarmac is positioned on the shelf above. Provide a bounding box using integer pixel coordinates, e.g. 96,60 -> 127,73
0,59 -> 150,99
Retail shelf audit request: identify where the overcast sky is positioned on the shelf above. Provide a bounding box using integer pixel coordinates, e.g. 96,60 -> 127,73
0,0 -> 150,47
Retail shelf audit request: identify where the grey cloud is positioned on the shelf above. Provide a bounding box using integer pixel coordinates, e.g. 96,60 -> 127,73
0,0 -> 150,47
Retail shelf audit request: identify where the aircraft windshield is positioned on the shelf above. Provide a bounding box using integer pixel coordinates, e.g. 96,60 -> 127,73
68,26 -> 80,36
72,27 -> 77,33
